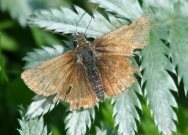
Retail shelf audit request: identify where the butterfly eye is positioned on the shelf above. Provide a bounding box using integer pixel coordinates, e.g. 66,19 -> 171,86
73,40 -> 78,47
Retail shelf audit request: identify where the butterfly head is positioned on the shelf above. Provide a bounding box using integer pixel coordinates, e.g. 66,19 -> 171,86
73,33 -> 89,48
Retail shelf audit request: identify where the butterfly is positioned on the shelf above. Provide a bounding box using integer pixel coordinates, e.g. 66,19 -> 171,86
21,15 -> 150,111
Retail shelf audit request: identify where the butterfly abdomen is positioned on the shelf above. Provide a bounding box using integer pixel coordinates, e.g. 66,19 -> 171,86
80,47 -> 105,101
86,66 -> 104,100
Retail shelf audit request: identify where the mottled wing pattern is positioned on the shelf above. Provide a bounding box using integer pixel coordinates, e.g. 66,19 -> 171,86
97,54 -> 137,96
21,51 -> 96,110
93,16 -> 150,56
63,64 -> 97,110
94,16 -> 150,96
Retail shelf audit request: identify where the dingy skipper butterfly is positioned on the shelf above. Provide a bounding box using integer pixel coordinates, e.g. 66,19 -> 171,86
21,15 -> 150,110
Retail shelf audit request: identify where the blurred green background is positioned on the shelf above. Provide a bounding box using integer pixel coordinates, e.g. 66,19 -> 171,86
1,0 -> 188,135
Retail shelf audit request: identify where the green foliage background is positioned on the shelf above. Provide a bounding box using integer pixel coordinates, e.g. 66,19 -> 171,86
1,0 -> 188,135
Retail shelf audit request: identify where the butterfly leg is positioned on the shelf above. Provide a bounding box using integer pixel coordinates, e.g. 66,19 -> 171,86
76,54 -> 83,65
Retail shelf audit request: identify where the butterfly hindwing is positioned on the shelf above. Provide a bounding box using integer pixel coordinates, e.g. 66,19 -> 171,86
21,50 -> 96,110
97,54 -> 137,96
93,16 -> 150,56
64,64 -> 97,110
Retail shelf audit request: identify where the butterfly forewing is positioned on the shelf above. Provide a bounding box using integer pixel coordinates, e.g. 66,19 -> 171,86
21,51 -> 74,96
94,16 -> 150,56
21,50 -> 96,110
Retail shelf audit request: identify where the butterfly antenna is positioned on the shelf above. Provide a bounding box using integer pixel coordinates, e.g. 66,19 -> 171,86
84,16 -> 92,35
84,6 -> 98,35
75,12 -> 86,34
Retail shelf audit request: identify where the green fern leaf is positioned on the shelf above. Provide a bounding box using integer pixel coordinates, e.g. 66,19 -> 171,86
167,2 -> 188,95
18,109 -> 51,135
25,95 -> 58,119
0,0 -> 32,26
28,6 -> 122,38
141,1 -> 188,134
141,32 -> 178,135
65,109 -> 95,135
0,0 -> 65,26
169,20 -> 188,95
143,0 -> 177,15
23,44 -> 65,69
90,0 -> 143,20
112,84 -> 141,135
96,126 -> 107,135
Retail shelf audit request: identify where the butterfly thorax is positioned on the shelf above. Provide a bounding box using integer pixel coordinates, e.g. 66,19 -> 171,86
75,34 -> 105,101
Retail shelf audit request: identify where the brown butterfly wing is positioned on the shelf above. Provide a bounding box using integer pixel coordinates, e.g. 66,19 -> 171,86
94,16 -> 150,96
97,54 -> 137,96
93,16 -> 150,56
63,64 -> 97,110
21,50 -> 96,110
